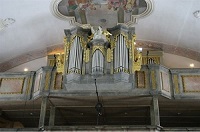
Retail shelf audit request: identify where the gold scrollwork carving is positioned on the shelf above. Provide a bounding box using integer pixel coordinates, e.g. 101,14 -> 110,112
131,34 -> 142,72
129,40 -> 133,59
133,49 -> 142,72
110,38 -> 115,49
132,34 -> 136,44
114,67 -> 129,74
107,48 -> 111,63
151,70 -> 157,89
55,53 -> 64,73
70,35 -> 76,44
103,30 -> 112,42
88,34 -> 94,42
68,69 -> 81,74
110,48 -> 114,61
80,38 -> 87,49
64,37 -> 70,61
174,75 -> 180,94
142,56 -> 160,65
113,35 -> 118,48
130,34 -> 136,59
45,72 -> 51,90
83,48 -> 90,63
92,45 -> 105,56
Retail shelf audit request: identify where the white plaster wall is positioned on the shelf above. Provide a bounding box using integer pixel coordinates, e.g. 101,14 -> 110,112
5,53 -> 200,72
162,53 -> 200,68
6,57 -> 47,72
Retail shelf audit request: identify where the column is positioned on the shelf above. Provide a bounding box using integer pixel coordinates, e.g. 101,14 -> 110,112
150,96 -> 160,126
49,106 -> 55,126
39,97 -> 48,129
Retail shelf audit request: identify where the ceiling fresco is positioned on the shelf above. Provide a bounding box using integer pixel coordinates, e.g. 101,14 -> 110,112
51,0 -> 153,27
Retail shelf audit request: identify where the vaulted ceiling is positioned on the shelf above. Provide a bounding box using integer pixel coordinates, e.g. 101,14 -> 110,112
0,0 -> 200,71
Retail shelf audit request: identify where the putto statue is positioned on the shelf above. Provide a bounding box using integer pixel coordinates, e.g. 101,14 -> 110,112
90,26 -> 112,41
91,26 -> 104,40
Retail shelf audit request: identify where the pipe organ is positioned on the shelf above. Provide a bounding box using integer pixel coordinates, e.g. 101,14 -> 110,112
114,34 -> 129,74
68,36 -> 83,74
59,25 -> 143,89
92,49 -> 104,77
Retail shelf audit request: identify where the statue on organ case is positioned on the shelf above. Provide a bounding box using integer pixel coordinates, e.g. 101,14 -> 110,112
90,26 -> 112,41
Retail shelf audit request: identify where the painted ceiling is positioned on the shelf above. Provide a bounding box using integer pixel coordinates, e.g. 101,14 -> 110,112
53,0 -> 152,27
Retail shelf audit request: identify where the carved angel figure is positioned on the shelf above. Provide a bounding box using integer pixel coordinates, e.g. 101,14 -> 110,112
91,26 -> 103,40
91,26 -> 112,41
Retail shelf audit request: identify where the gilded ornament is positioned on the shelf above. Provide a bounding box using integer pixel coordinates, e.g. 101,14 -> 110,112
110,48 -> 113,61
55,53 -> 64,73
107,48 -> 111,62
102,30 -> 112,42
114,67 -> 129,74
133,49 -> 142,72
26,77 -> 32,94
92,45 -> 105,56
52,72 -> 56,90
110,38 -> 116,49
83,48 -> 90,63
88,34 -> 94,42
68,69 -> 81,74
173,75 -> 179,93
137,71 -> 146,88
64,37 -> 70,62
151,70 -> 156,89
45,72 -> 51,90
129,40 -> 133,59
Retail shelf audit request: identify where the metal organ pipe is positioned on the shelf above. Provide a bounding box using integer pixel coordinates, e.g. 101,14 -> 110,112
114,34 -> 128,71
125,37 -> 128,69
121,35 -> 126,68
120,34 -> 122,69
68,36 -> 83,73
92,50 -> 104,74
114,34 -> 128,72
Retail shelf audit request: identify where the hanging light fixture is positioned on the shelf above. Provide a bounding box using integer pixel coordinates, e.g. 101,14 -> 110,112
0,18 -> 15,31
94,79 -> 103,125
